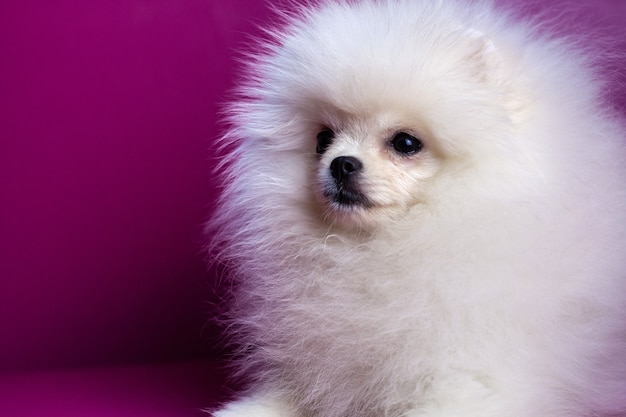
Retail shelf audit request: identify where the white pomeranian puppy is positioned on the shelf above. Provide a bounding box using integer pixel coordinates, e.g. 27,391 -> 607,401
209,1 -> 626,416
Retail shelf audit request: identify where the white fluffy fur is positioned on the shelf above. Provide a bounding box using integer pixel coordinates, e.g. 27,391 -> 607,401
209,1 -> 626,416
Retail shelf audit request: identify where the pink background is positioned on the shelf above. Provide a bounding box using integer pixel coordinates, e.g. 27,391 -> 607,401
1,0 -> 269,372
0,1 -> 624,415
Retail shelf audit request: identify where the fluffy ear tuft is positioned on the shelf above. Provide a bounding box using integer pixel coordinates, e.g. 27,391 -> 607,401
461,28 -> 530,121
462,28 -> 501,83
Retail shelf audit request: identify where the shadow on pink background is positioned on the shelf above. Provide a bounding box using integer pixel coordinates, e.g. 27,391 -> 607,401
0,1 -> 624,416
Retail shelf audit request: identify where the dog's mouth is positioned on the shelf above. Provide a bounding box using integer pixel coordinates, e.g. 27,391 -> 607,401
323,183 -> 373,209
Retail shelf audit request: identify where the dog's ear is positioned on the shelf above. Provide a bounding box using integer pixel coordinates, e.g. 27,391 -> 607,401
462,28 -> 529,119
462,28 -> 502,83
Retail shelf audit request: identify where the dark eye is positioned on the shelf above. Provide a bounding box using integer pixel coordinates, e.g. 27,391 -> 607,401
316,129 -> 334,154
391,132 -> 423,155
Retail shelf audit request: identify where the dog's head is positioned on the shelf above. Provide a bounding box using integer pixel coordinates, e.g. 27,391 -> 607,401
235,1 -> 527,232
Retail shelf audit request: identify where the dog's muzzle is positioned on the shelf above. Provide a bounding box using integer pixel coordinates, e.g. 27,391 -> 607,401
323,156 -> 373,208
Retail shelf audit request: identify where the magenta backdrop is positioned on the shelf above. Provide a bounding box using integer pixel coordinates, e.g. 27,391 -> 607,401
0,0 -> 270,372
0,0 -> 624,374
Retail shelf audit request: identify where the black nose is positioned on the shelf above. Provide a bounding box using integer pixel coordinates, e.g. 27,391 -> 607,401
330,156 -> 362,181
